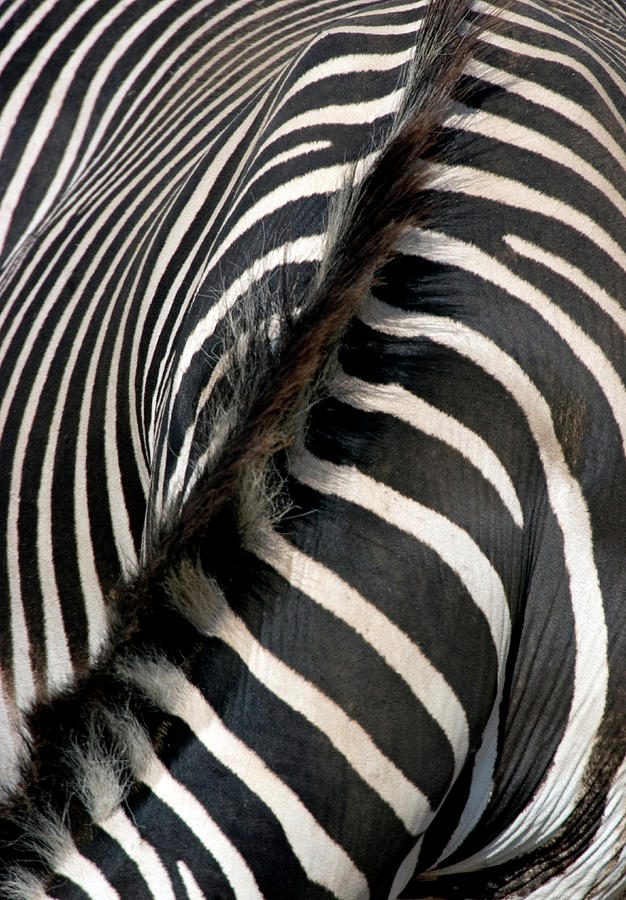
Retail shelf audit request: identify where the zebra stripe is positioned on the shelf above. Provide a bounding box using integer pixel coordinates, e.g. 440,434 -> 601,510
360,293 -> 609,860
0,0 -> 624,897
255,529 -> 470,785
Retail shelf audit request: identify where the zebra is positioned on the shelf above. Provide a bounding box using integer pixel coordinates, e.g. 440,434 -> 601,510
0,0 -> 624,896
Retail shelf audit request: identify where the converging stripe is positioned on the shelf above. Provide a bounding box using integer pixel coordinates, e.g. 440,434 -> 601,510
289,448 -> 512,669
99,808 -> 176,900
131,661 -> 370,899
360,294 -> 608,860
255,528 -> 471,782
331,371 -> 524,528
172,571 -> 430,833
397,228 -> 626,454
140,756 -> 264,900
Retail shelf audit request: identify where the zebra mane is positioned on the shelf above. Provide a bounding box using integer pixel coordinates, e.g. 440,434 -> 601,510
0,0 -> 491,891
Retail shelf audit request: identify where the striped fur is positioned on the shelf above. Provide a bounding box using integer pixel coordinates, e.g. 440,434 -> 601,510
0,0 -> 625,897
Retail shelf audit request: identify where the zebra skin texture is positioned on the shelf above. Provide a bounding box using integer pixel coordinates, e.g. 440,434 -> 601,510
0,0 -> 624,896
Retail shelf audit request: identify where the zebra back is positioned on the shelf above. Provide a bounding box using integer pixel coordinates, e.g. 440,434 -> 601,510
0,0 -> 624,897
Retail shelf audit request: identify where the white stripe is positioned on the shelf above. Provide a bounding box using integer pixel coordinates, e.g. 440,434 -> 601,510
362,296 -> 609,860
255,529 -> 470,780
261,48 -> 412,126
244,140 -> 334,191
75,0 -> 343,178
56,848 -> 120,900
525,753 -> 626,899
10,0 -> 184,249
276,47 -> 419,108
436,696 -> 501,863
388,835 -> 425,900
160,235 -> 326,513
399,228 -> 626,455
0,0 -> 148,257
328,18 -> 427,37
445,101 -> 626,216
465,58 -> 626,170
37,412 -> 75,691
427,162 -> 626,273
101,807 -> 175,900
0,0 -> 61,79
333,372 -> 524,528
139,13 -> 395,429
358,1 -> 427,15
8,467 -> 36,708
138,664 -> 369,899
104,249 -> 151,508
251,93 -> 403,163
140,755 -> 264,900
290,448 -> 511,667
79,240 -> 140,580
199,590 -> 429,833
476,3 -> 626,126
177,861 -> 205,900
0,669 -> 24,797
503,234 -> 626,336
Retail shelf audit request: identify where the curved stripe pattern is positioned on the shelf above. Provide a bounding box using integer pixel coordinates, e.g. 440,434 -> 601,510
360,294 -> 609,863
0,0 -> 624,898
